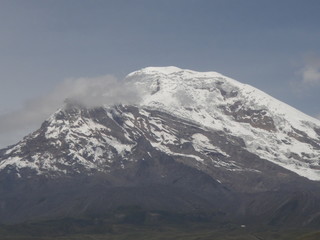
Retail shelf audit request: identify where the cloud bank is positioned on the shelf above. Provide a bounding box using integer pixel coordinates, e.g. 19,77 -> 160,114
0,75 -> 140,148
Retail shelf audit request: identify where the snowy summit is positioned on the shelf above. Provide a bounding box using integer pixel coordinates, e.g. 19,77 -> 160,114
1,66 -> 320,181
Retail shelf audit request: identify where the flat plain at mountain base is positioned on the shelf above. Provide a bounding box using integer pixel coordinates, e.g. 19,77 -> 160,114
0,218 -> 320,240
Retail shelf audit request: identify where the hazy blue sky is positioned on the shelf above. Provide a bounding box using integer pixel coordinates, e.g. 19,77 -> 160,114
1,0 -> 320,147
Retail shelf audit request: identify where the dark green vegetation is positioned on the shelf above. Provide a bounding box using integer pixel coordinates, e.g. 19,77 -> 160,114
0,208 -> 319,240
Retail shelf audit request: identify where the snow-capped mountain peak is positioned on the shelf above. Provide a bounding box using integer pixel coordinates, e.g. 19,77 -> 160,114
1,66 -> 320,181
127,66 -> 320,180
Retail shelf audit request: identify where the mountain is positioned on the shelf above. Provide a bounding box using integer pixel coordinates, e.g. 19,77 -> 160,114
127,67 -> 320,180
1,66 -> 320,228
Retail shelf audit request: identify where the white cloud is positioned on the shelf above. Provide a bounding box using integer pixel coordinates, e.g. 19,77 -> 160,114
52,75 -> 140,108
301,55 -> 320,86
291,55 -> 320,95
0,75 -> 140,148
302,66 -> 320,85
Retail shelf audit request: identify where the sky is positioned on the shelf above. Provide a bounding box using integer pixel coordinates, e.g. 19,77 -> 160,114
0,0 -> 320,148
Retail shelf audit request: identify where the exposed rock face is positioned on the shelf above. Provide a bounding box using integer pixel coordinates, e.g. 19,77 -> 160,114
222,101 -> 276,131
0,66 -> 320,226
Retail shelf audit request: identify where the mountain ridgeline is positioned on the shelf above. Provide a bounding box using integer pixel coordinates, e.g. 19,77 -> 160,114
1,67 -> 320,229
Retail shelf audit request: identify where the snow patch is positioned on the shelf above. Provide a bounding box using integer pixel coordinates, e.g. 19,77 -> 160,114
192,133 -> 229,157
